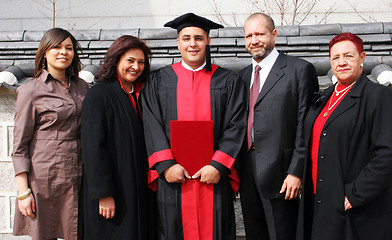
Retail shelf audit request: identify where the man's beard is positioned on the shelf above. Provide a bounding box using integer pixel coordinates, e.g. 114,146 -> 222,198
248,45 -> 272,61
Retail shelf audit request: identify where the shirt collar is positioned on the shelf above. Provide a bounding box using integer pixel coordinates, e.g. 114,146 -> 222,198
252,48 -> 279,70
41,69 -> 75,83
181,61 -> 206,72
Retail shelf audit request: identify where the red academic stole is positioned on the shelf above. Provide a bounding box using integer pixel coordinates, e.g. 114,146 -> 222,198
173,62 -> 217,240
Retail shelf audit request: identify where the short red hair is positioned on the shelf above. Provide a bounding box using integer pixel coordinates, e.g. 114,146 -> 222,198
329,33 -> 364,57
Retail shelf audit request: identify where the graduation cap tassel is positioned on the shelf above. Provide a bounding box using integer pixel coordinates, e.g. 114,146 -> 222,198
206,45 -> 212,72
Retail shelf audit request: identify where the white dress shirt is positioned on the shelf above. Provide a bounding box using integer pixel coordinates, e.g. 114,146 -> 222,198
250,48 -> 279,141
250,48 -> 279,93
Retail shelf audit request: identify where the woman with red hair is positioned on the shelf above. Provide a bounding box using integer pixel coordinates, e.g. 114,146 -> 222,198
297,32 -> 392,240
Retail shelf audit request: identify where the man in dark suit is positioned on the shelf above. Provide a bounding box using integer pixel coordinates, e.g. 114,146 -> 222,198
238,12 -> 319,240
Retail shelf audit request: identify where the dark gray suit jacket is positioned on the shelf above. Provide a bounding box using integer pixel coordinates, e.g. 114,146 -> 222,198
239,52 -> 319,199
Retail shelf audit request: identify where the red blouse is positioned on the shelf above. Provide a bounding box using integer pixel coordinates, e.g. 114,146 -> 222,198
310,83 -> 354,193
117,76 -> 143,115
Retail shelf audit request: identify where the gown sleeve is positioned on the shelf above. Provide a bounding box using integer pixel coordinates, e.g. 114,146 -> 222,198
141,70 -> 175,188
211,70 -> 247,173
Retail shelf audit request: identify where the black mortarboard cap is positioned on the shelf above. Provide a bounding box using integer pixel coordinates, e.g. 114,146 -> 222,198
164,12 -> 223,35
164,13 -> 223,71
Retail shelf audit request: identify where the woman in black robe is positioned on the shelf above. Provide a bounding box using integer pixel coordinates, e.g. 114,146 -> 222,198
81,35 -> 155,240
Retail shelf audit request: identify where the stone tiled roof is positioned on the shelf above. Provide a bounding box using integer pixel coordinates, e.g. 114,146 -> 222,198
1,22 -> 392,91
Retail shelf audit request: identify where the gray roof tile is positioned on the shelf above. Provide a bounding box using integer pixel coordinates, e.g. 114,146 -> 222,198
211,38 -> 236,46
0,55 -> 34,60
277,46 -> 321,52
219,27 -> 244,38
218,47 -> 248,53
139,28 -> 176,39
211,53 -> 237,57
70,30 -> 101,41
81,59 -> 92,66
275,36 -> 288,45
0,60 -> 14,71
342,23 -> 384,34
384,23 -> 392,33
213,57 -> 249,72
151,58 -> 173,70
100,29 -> 139,40
317,75 -> 333,90
151,49 -> 169,54
91,59 -> 103,65
287,52 -> 329,57
365,51 -> 391,56
301,56 -> 331,75
0,31 -> 25,41
359,34 -> 392,43
13,60 -> 35,76
145,39 -> 177,48
276,25 -> 300,36
372,45 -> 392,51
89,41 -> 114,49
381,56 -> 392,66
287,35 -> 335,45
23,31 -> 46,42
363,56 -> 383,72
0,41 -> 39,49
0,50 -> 25,55
300,24 -> 341,36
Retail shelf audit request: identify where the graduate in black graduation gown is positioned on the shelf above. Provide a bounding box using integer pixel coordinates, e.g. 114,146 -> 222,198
141,13 -> 247,240
81,35 -> 155,240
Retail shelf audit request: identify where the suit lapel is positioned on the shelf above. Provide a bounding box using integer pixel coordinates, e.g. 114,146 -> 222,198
323,75 -> 367,129
256,53 -> 286,104
241,65 -> 252,111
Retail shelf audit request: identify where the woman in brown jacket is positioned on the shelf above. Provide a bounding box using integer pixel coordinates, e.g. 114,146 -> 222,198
12,28 -> 89,240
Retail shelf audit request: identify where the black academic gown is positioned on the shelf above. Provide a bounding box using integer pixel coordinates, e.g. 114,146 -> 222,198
81,80 -> 155,240
141,63 -> 246,240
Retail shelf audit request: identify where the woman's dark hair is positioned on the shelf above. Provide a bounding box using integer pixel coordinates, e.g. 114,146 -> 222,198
96,35 -> 152,83
34,28 -> 82,78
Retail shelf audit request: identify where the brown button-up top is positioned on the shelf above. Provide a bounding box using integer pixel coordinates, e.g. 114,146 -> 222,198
12,70 -> 89,240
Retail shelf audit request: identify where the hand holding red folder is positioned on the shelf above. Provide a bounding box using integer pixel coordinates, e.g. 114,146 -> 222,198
192,165 -> 221,184
170,120 -> 213,176
163,164 -> 191,183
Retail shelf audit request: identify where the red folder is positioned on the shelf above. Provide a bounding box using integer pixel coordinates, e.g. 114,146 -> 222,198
170,120 -> 213,176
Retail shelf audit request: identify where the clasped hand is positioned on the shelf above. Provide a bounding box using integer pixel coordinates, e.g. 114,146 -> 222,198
164,164 -> 221,184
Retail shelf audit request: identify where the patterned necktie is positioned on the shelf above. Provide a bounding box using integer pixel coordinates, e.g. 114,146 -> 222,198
247,65 -> 261,150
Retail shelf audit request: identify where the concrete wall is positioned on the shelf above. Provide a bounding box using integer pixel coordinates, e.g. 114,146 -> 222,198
1,0 -> 392,31
0,87 -> 26,239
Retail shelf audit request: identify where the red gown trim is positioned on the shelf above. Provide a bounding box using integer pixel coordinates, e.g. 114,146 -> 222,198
117,76 -> 143,114
173,62 -> 217,240
147,149 -> 174,168
212,150 -> 235,169
213,150 -> 239,193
